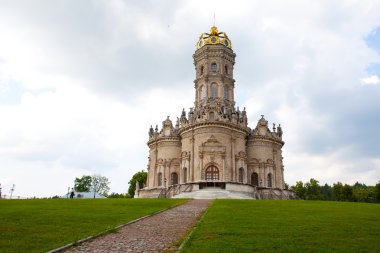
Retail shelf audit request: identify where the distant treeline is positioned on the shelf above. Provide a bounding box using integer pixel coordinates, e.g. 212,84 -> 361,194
288,179 -> 380,203
107,193 -> 130,198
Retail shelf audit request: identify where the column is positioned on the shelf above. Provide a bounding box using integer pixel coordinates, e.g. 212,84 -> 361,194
191,136 -> 195,182
231,138 -> 235,182
222,155 -> 226,181
199,153 -> 203,181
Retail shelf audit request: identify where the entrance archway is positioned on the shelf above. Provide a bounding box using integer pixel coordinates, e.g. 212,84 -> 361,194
205,165 -> 219,181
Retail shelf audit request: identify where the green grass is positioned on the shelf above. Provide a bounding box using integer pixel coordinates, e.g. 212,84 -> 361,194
0,198 -> 186,253
181,200 -> 380,253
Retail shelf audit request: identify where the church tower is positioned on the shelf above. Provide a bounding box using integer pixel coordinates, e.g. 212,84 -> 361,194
194,26 -> 236,112
140,25 -> 293,199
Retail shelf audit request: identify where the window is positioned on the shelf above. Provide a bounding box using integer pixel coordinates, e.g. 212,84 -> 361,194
225,65 -> 228,74
211,63 -> 217,72
209,112 -> 215,120
171,172 -> 178,185
239,168 -> 244,183
201,85 -> 206,99
251,172 -> 259,186
200,66 -> 204,75
183,167 -> 187,183
267,173 -> 273,188
224,86 -> 228,99
211,83 -> 217,97
205,166 -> 219,181
158,172 -> 162,187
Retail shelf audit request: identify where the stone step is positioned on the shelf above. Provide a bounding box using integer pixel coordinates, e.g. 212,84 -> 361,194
173,189 -> 254,199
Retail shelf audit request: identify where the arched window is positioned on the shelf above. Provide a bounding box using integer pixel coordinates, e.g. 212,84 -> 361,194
209,112 -> 215,120
200,66 -> 204,75
267,173 -> 273,188
251,172 -> 259,186
224,86 -> 228,99
201,85 -> 206,99
211,63 -> 217,72
211,83 -> 217,97
225,65 -> 228,74
171,172 -> 178,185
238,167 -> 244,183
183,167 -> 187,183
205,166 -> 219,181
158,172 -> 162,187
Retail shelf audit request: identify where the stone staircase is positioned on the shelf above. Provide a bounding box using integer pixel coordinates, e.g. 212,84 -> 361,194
172,187 -> 254,199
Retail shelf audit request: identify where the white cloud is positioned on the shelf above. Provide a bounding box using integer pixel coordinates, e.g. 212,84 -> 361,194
361,75 -> 380,85
0,74 -> 193,196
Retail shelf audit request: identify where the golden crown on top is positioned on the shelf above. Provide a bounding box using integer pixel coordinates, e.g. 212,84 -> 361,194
196,26 -> 232,49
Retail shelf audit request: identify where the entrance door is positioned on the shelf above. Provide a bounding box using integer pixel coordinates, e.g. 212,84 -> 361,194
205,166 -> 219,181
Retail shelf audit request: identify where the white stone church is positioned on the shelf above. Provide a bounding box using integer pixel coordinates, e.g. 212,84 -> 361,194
137,26 -> 295,199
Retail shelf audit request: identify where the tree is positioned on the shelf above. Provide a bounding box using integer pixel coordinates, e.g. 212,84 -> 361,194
342,184 -> 354,202
291,181 -> 306,199
74,175 -> 92,192
332,182 -> 344,201
375,182 -> 380,203
128,171 -> 147,198
108,192 -> 130,198
91,174 -> 110,197
304,178 -> 322,200
333,182 -> 354,201
290,179 -> 378,203
352,182 -> 375,203
321,183 -> 333,200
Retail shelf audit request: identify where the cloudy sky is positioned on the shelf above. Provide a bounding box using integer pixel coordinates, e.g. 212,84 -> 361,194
0,0 -> 379,198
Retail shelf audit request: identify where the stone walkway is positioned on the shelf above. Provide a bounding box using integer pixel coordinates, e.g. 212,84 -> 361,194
65,199 -> 212,253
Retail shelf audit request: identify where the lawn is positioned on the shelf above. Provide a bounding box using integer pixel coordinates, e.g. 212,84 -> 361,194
181,200 -> 380,253
0,198 -> 186,253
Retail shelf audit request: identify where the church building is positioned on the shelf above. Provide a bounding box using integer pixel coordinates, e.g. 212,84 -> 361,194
137,26 -> 295,199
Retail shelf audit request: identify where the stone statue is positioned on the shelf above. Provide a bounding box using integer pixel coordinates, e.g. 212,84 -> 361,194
149,125 -> 154,137
277,124 -> 283,138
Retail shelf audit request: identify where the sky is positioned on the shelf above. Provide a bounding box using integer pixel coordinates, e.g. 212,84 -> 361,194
0,0 -> 379,198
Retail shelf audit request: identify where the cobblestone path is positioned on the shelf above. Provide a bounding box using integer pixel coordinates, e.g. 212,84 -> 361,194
65,199 -> 212,253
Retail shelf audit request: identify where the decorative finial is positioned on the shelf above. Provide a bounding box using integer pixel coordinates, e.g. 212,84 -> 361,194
261,115 -> 264,118
210,26 -> 219,36
196,24 -> 232,49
